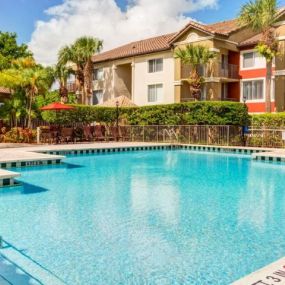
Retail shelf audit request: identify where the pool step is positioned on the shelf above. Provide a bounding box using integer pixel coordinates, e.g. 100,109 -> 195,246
232,257 -> 285,285
0,170 -> 20,188
0,245 -> 65,285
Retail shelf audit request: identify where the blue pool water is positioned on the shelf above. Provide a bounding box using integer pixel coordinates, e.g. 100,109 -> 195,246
1,150 -> 285,285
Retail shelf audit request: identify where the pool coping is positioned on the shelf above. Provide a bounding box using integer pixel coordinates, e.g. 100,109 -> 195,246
0,142 -> 284,187
231,256 -> 285,285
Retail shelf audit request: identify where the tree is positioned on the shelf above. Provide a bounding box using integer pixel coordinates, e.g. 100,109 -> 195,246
239,0 -> 279,112
175,44 -> 216,100
0,57 -> 54,128
0,31 -> 32,70
54,64 -> 73,103
57,36 -> 103,104
0,91 -> 26,127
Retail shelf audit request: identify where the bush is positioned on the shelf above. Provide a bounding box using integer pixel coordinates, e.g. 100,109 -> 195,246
0,127 -> 36,143
251,113 -> 285,128
40,101 -> 249,126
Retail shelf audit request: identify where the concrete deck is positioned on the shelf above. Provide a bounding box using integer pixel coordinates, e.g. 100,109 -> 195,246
232,257 -> 285,284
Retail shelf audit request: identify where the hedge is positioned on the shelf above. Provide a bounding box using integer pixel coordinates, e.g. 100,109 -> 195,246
40,101 -> 249,126
251,113 -> 285,128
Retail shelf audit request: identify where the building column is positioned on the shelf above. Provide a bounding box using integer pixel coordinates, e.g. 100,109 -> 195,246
112,64 -> 117,99
131,61 -> 135,101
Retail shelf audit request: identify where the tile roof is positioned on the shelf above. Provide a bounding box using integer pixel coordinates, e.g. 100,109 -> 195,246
239,33 -> 263,47
0,87 -> 10,94
92,33 -> 175,63
92,7 -> 285,63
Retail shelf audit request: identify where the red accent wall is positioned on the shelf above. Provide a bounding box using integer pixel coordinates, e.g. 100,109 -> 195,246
247,102 -> 275,113
239,65 -> 275,113
228,82 -> 240,101
240,68 -> 267,79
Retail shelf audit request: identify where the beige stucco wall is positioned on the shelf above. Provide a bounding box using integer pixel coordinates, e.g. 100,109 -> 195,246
114,64 -> 132,99
93,50 -> 175,106
93,62 -> 114,102
133,51 -> 175,105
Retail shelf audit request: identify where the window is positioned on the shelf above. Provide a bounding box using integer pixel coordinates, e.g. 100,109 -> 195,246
93,68 -> 104,80
243,52 -> 254,68
148,84 -> 163,102
242,52 -> 264,69
92,90 -> 103,105
148,59 -> 163,73
242,80 -> 264,101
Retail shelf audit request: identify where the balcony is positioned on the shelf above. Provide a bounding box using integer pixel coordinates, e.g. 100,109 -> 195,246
66,82 -> 77,93
181,63 -> 239,80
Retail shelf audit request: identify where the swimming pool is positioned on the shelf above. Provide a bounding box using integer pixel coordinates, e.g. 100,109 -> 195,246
1,149 -> 285,284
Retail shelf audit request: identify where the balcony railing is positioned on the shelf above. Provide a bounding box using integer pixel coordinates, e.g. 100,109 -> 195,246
181,63 -> 239,80
66,82 -> 77,93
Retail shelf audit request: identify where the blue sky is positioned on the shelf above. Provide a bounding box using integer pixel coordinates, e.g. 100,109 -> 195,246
1,0 -> 285,44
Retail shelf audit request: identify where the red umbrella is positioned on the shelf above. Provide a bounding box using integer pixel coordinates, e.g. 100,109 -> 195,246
40,102 -> 74,111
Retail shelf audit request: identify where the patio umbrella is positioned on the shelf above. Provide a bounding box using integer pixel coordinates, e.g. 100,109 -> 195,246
100,95 -> 137,107
40,102 -> 75,111
40,102 -> 75,143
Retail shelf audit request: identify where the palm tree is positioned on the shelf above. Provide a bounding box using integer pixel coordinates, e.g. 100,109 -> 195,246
0,57 -> 54,128
57,36 -> 103,104
239,0 -> 279,112
0,92 -> 26,127
175,44 -> 216,100
54,64 -> 72,103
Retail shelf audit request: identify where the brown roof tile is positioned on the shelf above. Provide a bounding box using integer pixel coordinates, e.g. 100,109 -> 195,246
239,33 -> 263,47
0,87 -> 10,94
92,33 -> 175,63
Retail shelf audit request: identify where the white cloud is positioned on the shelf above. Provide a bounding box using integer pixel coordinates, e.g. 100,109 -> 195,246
29,0 -> 218,65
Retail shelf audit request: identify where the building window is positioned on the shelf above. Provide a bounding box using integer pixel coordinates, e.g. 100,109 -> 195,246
93,68 -> 104,80
92,90 -> 103,105
242,80 -> 264,101
148,84 -> 163,102
148,59 -> 163,73
242,52 -> 264,69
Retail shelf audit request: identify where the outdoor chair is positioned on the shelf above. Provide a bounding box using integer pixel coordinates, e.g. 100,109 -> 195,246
83,126 -> 94,141
60,127 -> 74,144
40,128 -> 53,144
93,125 -> 106,141
120,126 -> 130,141
109,126 -> 122,141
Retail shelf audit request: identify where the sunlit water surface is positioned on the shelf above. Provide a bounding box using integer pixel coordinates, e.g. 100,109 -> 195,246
1,150 -> 285,285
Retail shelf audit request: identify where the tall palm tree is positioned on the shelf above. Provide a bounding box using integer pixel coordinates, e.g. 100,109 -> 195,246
175,44 -> 216,100
239,0 -> 279,112
57,36 -> 103,104
54,64 -> 72,103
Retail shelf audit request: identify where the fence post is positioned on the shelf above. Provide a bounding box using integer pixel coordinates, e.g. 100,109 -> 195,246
157,126 -> 159,142
227,126 -> 230,146
143,126 -> 145,142
188,126 -> 191,144
36,127 -> 41,144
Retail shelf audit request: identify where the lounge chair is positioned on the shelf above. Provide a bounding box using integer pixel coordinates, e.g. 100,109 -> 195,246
120,126 -> 130,141
94,125 -> 106,141
83,126 -> 93,141
60,128 -> 74,144
109,126 -> 122,141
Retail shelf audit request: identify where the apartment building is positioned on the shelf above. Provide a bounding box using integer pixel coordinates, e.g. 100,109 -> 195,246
92,9 -> 285,113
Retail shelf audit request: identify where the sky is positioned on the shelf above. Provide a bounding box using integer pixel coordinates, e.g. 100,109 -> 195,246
1,0 -> 285,65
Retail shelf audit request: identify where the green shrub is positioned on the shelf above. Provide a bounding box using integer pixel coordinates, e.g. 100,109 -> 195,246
40,101 -> 249,126
251,113 -> 285,128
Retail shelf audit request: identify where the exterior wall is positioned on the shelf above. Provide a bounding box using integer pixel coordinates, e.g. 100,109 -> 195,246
239,48 -> 276,112
114,64 -> 132,99
93,50 -> 175,106
93,62 -> 114,102
133,51 -> 175,105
